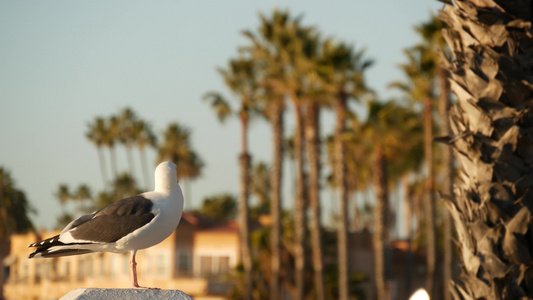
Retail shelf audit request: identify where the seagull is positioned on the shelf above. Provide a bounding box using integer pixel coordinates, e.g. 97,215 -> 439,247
28,161 -> 184,289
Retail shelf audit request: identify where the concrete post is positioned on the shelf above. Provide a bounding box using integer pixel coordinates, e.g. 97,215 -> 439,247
60,288 -> 193,300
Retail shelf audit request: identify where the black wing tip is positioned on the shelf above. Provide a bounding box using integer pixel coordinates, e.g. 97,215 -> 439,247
28,248 -> 94,259
28,234 -> 62,248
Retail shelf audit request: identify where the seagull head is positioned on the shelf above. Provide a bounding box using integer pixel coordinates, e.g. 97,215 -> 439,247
154,161 -> 179,192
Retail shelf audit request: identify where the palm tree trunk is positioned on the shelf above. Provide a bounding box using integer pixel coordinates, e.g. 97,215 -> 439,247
125,145 -> 136,181
403,175 -> 413,296
109,145 -> 118,178
437,63 -> 453,300
335,96 -> 349,300
269,103 -> 284,300
373,145 -> 390,300
96,146 -> 108,190
423,98 -> 436,298
0,176 -> 8,300
0,237 -> 9,300
441,2 -> 533,299
304,101 -> 325,300
139,149 -> 150,190
292,99 -> 306,300
239,153 -> 252,300
238,111 -> 253,300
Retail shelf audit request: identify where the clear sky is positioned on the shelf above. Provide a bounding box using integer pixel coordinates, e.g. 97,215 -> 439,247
0,1 -> 443,231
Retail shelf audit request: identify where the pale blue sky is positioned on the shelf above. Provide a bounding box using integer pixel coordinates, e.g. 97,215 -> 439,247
0,1 -> 442,230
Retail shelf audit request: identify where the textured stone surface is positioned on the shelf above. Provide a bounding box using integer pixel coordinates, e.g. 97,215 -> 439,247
60,288 -> 193,300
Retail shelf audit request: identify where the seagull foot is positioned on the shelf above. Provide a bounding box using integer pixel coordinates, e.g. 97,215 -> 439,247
132,285 -> 161,290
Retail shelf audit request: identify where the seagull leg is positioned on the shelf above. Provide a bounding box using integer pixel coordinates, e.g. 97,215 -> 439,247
130,250 -> 159,289
130,250 -> 142,288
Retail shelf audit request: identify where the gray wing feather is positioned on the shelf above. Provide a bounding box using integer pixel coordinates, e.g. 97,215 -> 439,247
60,214 -> 95,234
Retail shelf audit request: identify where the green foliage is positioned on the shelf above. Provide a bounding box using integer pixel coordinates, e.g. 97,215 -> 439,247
157,122 -> 204,181
192,194 -> 237,222
53,183 -> 96,229
0,167 -> 35,239
55,212 -> 74,230
250,161 -> 270,219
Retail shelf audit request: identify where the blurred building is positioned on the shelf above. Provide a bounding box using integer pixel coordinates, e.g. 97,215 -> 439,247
3,213 -> 429,300
3,212 -> 239,300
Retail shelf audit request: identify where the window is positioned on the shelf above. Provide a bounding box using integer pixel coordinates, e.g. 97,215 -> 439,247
77,258 -> 84,282
123,255 -> 130,275
157,254 -> 167,276
100,256 -> 106,278
218,256 -> 230,275
35,262 -> 41,283
109,257 -> 115,279
86,257 -> 93,278
4,265 -> 10,283
22,262 -> 28,282
178,252 -> 190,274
200,256 -> 213,277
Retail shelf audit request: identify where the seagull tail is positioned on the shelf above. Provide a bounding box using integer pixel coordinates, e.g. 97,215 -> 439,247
28,235 -> 94,258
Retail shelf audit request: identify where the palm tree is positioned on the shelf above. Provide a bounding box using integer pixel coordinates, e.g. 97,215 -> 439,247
391,42 -> 438,296
55,184 -> 71,214
242,11 -> 290,299
283,23 -> 321,300
0,168 -> 36,237
135,120 -> 158,190
193,194 -> 237,222
319,39 -> 373,300
177,150 -> 204,207
0,167 -> 35,299
440,1 -> 533,299
415,15 -> 454,300
117,108 -> 138,180
355,100 -> 424,300
250,161 -> 271,218
205,55 -> 259,300
73,184 -> 93,214
112,173 -> 138,201
156,122 -> 203,206
54,184 -> 72,228
86,117 -> 109,189
106,116 -> 120,178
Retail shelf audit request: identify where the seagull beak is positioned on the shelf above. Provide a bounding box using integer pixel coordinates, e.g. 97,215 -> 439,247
177,178 -> 180,184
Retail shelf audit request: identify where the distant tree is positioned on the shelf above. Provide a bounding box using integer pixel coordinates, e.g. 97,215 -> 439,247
54,212 -> 74,230
86,117 -> 109,189
243,12 -> 288,297
112,173 -> 139,201
391,40 -> 438,296
117,108 -> 138,180
414,15 -> 454,300
157,122 -> 204,206
319,38 -> 373,300
205,55 -> 260,300
193,194 -> 237,222
94,173 -> 140,210
107,116 -> 120,178
95,191 -> 115,210
55,184 -> 71,214
54,183 -> 94,229
250,161 -> 270,219
0,167 -> 36,238
356,100 -> 424,300
135,119 -> 157,190
73,184 -> 93,214
0,167 -> 35,299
